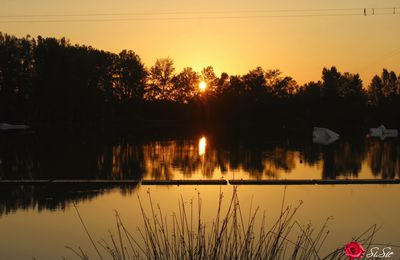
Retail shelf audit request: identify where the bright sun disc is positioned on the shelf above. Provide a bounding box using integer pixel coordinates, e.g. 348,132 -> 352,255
199,81 -> 207,92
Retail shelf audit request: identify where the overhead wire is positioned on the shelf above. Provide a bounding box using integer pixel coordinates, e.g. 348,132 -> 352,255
0,7 -> 398,23
0,7 -> 399,18
0,13 -> 399,24
0,8 -> 372,18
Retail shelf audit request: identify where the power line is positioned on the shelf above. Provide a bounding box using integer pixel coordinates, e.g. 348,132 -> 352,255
0,7 -> 399,18
0,8 -> 365,18
0,12 -> 399,24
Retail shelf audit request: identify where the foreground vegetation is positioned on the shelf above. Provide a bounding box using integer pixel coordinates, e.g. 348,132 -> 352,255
1,33 -> 400,127
68,188 -> 380,259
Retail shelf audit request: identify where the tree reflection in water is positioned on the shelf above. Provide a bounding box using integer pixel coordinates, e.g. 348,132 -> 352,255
0,184 -> 137,216
0,131 -> 399,216
0,131 -> 399,181
368,138 -> 400,179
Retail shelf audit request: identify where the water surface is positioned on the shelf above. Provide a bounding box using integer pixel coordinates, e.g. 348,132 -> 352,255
1,130 -> 399,180
0,130 -> 399,259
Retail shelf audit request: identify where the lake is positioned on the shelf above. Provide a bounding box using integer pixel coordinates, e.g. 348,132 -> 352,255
0,128 -> 399,259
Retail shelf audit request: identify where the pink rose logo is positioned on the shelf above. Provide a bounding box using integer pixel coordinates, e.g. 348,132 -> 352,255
344,242 -> 366,259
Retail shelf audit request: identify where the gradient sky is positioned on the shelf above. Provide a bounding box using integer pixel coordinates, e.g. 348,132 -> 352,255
1,0 -> 399,84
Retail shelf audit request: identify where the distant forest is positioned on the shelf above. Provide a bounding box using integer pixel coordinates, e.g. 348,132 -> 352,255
0,33 -> 399,128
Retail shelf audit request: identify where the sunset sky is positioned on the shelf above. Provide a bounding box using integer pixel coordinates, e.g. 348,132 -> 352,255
1,0 -> 399,84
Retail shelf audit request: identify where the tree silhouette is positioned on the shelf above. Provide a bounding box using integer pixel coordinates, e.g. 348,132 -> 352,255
340,73 -> 364,100
0,33 -> 35,122
265,69 -> 298,98
115,50 -> 147,103
381,69 -> 398,99
243,67 -> 266,92
0,32 -> 399,127
216,72 -> 230,96
146,57 -> 175,100
201,66 -> 218,97
368,75 -> 384,107
367,69 -> 400,125
171,67 -> 200,103
322,66 -> 341,99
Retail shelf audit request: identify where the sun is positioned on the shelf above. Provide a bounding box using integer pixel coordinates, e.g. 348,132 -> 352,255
199,81 -> 207,92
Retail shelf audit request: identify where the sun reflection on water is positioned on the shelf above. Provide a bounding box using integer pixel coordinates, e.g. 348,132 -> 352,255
198,136 -> 206,156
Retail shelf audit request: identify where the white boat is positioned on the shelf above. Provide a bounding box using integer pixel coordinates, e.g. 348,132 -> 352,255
370,125 -> 398,139
0,123 -> 30,131
312,127 -> 340,145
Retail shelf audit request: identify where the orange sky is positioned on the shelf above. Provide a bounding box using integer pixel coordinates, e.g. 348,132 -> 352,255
1,0 -> 399,84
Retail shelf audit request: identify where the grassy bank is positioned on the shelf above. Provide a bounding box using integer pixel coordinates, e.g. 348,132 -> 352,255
68,187 -> 380,259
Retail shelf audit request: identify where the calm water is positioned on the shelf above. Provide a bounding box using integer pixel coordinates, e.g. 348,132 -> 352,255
0,130 -> 399,259
1,129 -> 399,180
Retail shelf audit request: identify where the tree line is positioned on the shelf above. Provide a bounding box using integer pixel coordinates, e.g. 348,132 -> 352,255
1,33 -> 399,127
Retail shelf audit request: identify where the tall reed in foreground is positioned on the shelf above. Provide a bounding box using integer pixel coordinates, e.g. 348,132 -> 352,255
68,187 -> 380,260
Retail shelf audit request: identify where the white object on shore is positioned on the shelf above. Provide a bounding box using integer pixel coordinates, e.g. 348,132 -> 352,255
312,127 -> 340,145
370,125 -> 398,139
0,123 -> 30,130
